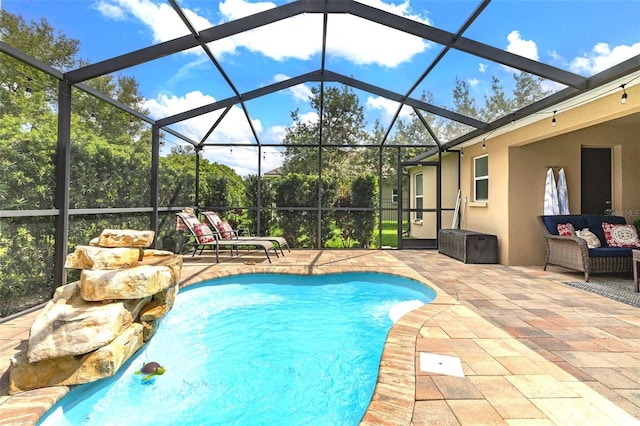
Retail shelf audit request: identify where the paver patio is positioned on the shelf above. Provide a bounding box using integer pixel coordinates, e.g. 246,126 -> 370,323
1,249 -> 640,425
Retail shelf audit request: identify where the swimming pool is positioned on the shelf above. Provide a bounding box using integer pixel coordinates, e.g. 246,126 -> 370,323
39,272 -> 436,425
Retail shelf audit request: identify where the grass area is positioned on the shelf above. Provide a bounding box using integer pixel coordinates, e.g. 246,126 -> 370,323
377,220 -> 407,248
325,221 -> 407,248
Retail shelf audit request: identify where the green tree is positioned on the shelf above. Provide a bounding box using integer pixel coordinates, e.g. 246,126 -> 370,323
0,10 -> 180,316
512,73 -> 550,110
281,85 -> 370,180
481,76 -> 510,122
159,149 -> 245,210
244,175 -> 277,235
351,174 -> 378,247
332,185 -> 355,247
275,173 -> 338,248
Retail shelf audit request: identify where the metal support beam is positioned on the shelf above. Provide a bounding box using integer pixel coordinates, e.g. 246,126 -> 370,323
257,146 -> 262,234
195,146 -> 202,208
156,71 -> 320,127
436,151 -> 442,234
378,145 -> 384,248
397,147 -> 404,249
65,1 -> 314,83
346,1 -> 587,89
151,125 -> 161,247
53,80 -> 72,290
158,69 -> 486,130
323,71 -> 488,129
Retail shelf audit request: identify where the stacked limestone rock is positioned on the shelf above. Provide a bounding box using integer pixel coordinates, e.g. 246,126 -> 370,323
8,229 -> 183,394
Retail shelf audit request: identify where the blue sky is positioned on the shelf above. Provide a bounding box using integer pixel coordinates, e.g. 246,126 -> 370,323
4,0 -> 640,175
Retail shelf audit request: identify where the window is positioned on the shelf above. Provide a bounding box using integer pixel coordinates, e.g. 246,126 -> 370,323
391,188 -> 398,204
415,174 -> 423,220
474,155 -> 489,201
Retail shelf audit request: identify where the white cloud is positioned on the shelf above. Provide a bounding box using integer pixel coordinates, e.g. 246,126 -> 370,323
207,146 -> 258,176
366,96 -> 412,122
144,90 -> 260,142
478,63 -> 487,73
99,0 -> 431,67
468,78 -> 480,87
219,0 -> 275,19
570,41 -> 640,75
144,90 -> 291,175
273,74 -> 313,102
506,30 -> 539,61
199,142 -> 284,177
299,111 -> 319,124
94,1 -> 126,19
540,79 -> 564,94
263,125 -> 287,144
104,0 -> 191,41
547,49 -> 565,65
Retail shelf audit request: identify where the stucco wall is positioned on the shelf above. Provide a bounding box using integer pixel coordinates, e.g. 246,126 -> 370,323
508,125 -> 640,266
459,83 -> 640,266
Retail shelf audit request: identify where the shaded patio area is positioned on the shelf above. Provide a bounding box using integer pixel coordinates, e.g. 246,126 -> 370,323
1,249 -> 640,425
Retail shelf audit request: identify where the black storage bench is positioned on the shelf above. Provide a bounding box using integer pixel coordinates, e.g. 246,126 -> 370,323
438,229 -> 498,264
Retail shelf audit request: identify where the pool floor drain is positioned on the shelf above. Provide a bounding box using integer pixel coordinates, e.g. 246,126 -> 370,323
419,352 -> 465,377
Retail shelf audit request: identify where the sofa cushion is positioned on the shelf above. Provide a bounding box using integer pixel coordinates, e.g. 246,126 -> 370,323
585,215 -> 626,246
588,247 -> 633,258
542,215 -> 586,235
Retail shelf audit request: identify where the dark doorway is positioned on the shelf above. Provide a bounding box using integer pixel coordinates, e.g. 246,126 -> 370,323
581,147 -> 612,214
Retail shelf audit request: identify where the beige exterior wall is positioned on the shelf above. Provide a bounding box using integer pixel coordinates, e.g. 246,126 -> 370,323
457,83 -> 640,266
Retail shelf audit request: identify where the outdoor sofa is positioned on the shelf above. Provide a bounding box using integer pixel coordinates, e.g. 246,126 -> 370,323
538,214 -> 635,281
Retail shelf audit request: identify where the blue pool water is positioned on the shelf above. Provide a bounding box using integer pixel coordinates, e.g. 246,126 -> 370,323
39,272 -> 435,426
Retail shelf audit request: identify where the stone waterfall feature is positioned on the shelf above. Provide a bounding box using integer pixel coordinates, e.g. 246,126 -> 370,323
8,229 -> 183,394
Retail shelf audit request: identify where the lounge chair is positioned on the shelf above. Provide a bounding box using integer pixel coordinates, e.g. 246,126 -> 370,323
176,211 -> 278,263
201,211 -> 290,256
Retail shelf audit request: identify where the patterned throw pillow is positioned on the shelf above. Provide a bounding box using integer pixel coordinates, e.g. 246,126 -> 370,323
213,219 -> 231,239
193,222 -> 215,244
575,228 -> 600,248
557,223 -> 575,236
602,223 -> 640,248
221,221 -> 238,238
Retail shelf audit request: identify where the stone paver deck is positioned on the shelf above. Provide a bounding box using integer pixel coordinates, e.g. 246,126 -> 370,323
1,249 -> 640,425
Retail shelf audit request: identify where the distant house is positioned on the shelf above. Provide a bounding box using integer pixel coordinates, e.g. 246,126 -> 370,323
380,182 -> 408,222
264,167 -> 282,177
403,152 -> 460,248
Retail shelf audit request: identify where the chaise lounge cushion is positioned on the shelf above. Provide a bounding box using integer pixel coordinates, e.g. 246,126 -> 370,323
193,222 -> 216,244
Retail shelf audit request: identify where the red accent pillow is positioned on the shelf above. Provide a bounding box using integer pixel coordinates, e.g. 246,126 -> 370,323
557,223 -> 575,236
193,222 -> 215,244
221,221 -> 238,238
602,223 -> 640,248
213,219 -> 231,239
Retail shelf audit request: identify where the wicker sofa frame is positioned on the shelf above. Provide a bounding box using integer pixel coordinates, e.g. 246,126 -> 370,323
537,215 -> 633,282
